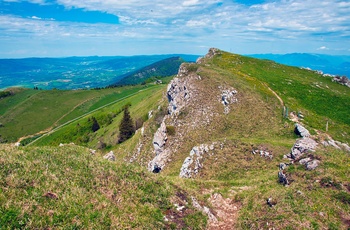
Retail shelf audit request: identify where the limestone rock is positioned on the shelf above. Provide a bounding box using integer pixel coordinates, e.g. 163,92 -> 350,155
103,151 -> 115,161
305,159 -> 320,170
153,121 -> 167,155
179,143 -> 216,178
286,137 -> 317,160
294,123 -> 310,137
167,75 -> 190,116
219,87 -> 238,114
278,170 -> 289,185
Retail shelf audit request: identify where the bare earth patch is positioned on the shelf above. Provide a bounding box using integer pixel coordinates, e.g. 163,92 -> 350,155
207,193 -> 241,230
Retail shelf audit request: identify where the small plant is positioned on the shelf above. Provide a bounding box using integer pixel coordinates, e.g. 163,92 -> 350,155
334,191 -> 350,204
166,126 -> 176,136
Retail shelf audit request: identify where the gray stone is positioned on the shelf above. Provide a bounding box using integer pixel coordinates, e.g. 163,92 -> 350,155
167,75 -> 190,116
278,170 -> 289,185
103,151 -> 115,161
306,159 -> 320,170
287,137 -> 317,160
299,157 -> 311,165
179,157 -> 193,178
294,123 -> 310,137
153,121 -> 167,155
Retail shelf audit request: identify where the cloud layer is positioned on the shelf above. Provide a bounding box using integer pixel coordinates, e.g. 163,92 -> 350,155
0,0 -> 349,57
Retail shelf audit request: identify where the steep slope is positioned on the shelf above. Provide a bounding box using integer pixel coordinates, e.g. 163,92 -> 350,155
110,57 -> 185,86
0,144 -> 207,229
126,48 -> 350,229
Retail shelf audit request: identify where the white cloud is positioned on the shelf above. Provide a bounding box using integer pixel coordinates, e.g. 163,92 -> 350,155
317,46 -> 329,50
31,16 -> 42,20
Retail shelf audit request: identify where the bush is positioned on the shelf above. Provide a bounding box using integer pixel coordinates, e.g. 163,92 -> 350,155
166,126 -> 175,136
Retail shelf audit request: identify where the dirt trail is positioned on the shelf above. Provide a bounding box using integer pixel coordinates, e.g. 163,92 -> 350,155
17,99 -> 92,143
262,82 -> 284,107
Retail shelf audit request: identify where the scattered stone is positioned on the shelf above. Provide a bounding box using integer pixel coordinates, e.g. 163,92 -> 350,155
219,87 -> 238,114
89,149 -> 96,155
278,170 -> 289,185
266,197 -> 277,207
323,139 -> 350,152
305,159 -> 320,170
148,110 -> 153,119
294,123 -> 310,137
332,75 -> 350,87
43,192 -> 59,199
179,143 -> 216,178
14,142 -> 21,147
59,143 -> 64,147
296,190 -> 304,196
252,148 -> 273,159
191,196 -> 218,223
103,151 -> 115,161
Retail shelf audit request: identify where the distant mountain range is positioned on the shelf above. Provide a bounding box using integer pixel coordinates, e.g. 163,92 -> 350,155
249,53 -> 350,77
1,53 -> 349,91
0,54 -> 199,90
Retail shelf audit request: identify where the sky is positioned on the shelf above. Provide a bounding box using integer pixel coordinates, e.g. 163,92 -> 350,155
0,0 -> 349,58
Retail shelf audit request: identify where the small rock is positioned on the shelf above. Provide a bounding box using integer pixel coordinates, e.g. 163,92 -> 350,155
59,143 -> 64,147
299,157 -> 311,165
306,159 -> 320,170
266,197 -> 277,207
103,151 -> 115,161
278,170 -> 289,185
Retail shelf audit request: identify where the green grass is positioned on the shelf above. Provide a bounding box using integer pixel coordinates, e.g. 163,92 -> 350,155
0,144 -> 207,229
0,84 -> 157,142
33,84 -> 165,148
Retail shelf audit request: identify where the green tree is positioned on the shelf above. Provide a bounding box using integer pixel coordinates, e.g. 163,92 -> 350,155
91,117 -> 100,132
118,106 -> 135,143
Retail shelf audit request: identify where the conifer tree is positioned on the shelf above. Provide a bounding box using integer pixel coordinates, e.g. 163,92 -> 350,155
118,106 -> 135,143
91,116 -> 100,132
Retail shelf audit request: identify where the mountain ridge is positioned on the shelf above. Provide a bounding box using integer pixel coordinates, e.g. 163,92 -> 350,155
1,48 -> 349,229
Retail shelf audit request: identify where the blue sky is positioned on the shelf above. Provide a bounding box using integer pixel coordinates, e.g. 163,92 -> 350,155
0,0 -> 349,58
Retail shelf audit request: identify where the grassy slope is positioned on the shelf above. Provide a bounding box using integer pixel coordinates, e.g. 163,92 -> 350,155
0,85 -> 150,142
0,144 -> 207,229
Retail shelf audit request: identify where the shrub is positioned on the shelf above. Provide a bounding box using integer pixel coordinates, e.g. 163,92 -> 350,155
166,126 -> 176,136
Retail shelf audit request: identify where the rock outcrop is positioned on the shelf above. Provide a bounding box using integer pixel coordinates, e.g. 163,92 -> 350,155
219,86 -> 238,114
167,72 -> 190,116
179,143 -> 215,178
322,139 -> 350,152
285,137 -> 317,160
294,123 -> 310,137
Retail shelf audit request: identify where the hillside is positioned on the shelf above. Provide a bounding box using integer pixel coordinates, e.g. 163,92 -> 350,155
249,53 -> 350,78
0,55 -> 199,90
1,49 -> 350,229
110,57 -> 185,86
